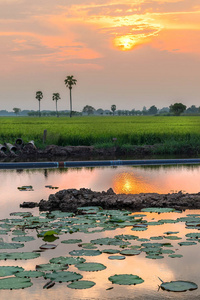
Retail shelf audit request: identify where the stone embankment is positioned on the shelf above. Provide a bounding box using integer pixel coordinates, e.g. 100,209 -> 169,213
20,188 -> 200,212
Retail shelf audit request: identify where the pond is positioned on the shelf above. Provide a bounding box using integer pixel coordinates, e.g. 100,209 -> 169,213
0,165 -> 200,299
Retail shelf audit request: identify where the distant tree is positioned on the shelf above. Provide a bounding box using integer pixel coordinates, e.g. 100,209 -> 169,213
35,91 -> 43,117
96,108 -> 104,115
111,104 -> 116,115
170,103 -> 186,116
186,105 -> 199,114
52,92 -> 61,117
13,108 -> 21,116
148,105 -> 158,115
142,106 -> 147,115
82,105 -> 95,115
64,75 -> 77,118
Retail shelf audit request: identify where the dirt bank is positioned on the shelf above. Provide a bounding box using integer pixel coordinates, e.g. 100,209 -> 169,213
20,188 -> 200,212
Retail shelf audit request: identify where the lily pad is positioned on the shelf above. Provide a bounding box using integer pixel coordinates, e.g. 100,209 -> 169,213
0,277 -> 32,289
102,249 -> 120,254
61,239 -> 82,244
69,249 -> 102,256
108,256 -> 126,260
108,274 -> 144,285
36,263 -> 68,272
12,236 -> 35,242
75,262 -> 106,272
0,242 -> 24,249
168,254 -> 183,258
15,270 -> 45,278
141,208 -> 175,213
0,266 -> 24,277
178,241 -> 197,246
50,256 -> 86,265
67,280 -> 96,289
45,271 -> 82,282
0,252 -> 40,260
161,280 -> 198,292
40,243 -> 57,250
120,249 -> 141,256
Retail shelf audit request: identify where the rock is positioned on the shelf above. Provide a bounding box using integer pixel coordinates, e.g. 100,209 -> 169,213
20,202 -> 38,208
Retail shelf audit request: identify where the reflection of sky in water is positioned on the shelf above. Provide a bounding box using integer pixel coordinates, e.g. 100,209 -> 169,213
0,166 -> 200,299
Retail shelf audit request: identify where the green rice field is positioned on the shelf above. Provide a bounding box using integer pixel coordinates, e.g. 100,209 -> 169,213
0,116 -> 200,154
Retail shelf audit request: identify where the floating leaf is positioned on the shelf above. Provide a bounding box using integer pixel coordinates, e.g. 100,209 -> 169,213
178,241 -> 197,246
69,249 -> 102,256
75,262 -> 106,272
61,239 -> 82,244
50,256 -> 85,265
161,280 -> 198,292
36,263 -> 68,272
0,242 -> 24,249
102,249 -> 120,254
164,236 -> 182,240
185,233 -> 200,239
0,266 -> 24,277
141,208 -> 175,213
45,271 -> 82,282
120,249 -> 141,256
0,252 -> 40,260
40,243 -> 57,250
0,277 -> 32,289
168,254 -> 183,258
108,274 -> 144,285
146,254 -> 164,259
108,256 -> 125,260
67,280 -> 96,289
12,236 -> 35,242
43,280 -> 55,289
91,237 -> 130,246
15,270 -> 45,278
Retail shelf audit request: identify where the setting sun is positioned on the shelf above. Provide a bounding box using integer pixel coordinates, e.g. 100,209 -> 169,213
113,35 -> 137,51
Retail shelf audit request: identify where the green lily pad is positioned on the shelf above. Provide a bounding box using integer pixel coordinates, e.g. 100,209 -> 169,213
0,252 -> 40,260
45,271 -> 82,282
0,266 -> 24,277
69,249 -> 102,256
36,263 -> 68,272
10,212 -> 32,217
12,236 -> 35,242
12,230 -> 27,236
75,262 -> 106,272
120,249 -> 141,256
108,274 -> 144,285
61,239 -> 82,244
146,254 -> 164,259
178,241 -> 197,246
168,254 -> 183,258
0,242 -> 24,249
161,280 -> 198,292
90,237 -> 130,246
50,256 -> 86,265
40,243 -> 57,250
102,249 -> 120,254
164,231 -> 179,235
150,236 -> 163,240
79,243 -> 97,249
67,280 -> 96,289
164,236 -> 182,240
114,234 -> 138,240
15,270 -> 45,278
185,233 -> 200,239
131,227 -> 147,231
108,256 -> 125,260
0,277 -> 32,289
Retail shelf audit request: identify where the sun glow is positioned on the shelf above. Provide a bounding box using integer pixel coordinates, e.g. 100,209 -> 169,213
113,35 -> 141,50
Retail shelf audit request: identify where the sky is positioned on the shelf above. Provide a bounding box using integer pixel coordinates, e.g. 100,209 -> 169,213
0,0 -> 200,112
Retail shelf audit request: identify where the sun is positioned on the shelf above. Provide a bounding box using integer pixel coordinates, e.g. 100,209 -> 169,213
113,35 -> 137,51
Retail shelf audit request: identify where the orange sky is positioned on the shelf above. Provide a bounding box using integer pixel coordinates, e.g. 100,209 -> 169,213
0,0 -> 200,111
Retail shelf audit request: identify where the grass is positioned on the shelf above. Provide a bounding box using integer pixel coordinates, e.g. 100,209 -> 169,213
0,116 -> 200,154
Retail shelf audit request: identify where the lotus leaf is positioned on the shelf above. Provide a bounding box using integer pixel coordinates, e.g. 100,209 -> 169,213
114,234 -> 138,240
15,270 -> 45,278
12,230 -> 27,236
75,262 -> 106,272
0,252 -> 40,260
45,271 -> 82,282
160,280 -> 198,292
90,237 -> 130,246
80,243 -> 97,249
108,274 -> 144,285
131,227 -> 147,231
40,243 -> 57,250
120,249 -> 141,256
10,212 -> 32,217
108,256 -> 125,260
164,231 -> 179,235
164,236 -> 182,240
0,277 -> 32,289
61,239 -> 82,244
12,236 -> 35,242
178,241 -> 197,246
150,236 -> 163,240
168,254 -> 183,258
0,242 -> 24,249
36,263 -> 68,272
185,232 -> 200,239
102,249 -> 120,254
69,249 -> 102,256
67,280 -> 96,289
50,256 -> 86,265
146,254 -> 164,259
0,266 -> 24,277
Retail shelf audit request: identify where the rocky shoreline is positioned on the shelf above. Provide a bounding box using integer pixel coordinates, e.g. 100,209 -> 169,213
0,143 -> 158,161
20,188 -> 200,212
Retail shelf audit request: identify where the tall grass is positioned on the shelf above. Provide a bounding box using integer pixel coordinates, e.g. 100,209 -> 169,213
0,116 -> 200,154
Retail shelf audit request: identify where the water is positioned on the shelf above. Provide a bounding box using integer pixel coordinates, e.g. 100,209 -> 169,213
0,165 -> 200,299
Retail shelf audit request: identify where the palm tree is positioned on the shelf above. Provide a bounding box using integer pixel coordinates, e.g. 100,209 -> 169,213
35,91 -> 43,117
64,75 -> 77,117
111,104 -> 116,115
52,92 -> 61,117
